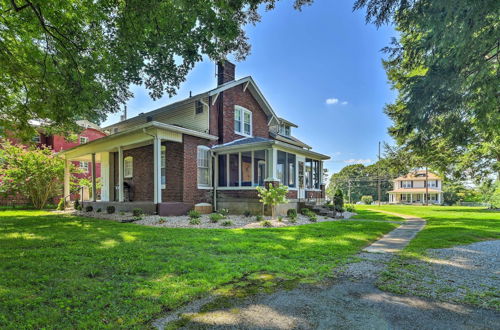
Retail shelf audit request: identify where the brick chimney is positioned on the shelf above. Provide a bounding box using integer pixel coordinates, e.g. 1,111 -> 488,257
217,60 -> 235,85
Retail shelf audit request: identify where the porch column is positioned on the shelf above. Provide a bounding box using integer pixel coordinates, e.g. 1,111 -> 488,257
438,193 -> 442,204
100,152 -> 110,202
63,158 -> 70,203
153,136 -> 162,204
265,147 -> 277,181
118,146 -> 124,202
410,194 -> 413,203
91,153 -> 97,202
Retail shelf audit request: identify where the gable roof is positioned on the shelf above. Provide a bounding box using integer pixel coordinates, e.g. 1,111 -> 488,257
104,76 -> 280,130
395,170 -> 441,181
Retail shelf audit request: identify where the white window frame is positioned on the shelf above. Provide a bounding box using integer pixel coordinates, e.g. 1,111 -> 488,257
124,156 -> 133,178
402,180 -> 412,188
161,145 -> 166,189
197,146 -> 211,188
234,105 -> 252,137
79,136 -> 89,144
79,161 -> 89,173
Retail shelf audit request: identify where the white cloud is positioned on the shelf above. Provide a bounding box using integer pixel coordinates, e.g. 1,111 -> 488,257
344,158 -> 372,164
326,98 -> 339,105
341,101 -> 348,105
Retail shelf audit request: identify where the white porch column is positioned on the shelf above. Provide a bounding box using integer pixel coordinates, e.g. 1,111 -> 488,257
410,194 -> 413,204
438,193 -> 442,204
100,152 -> 110,201
91,153 -> 97,202
153,136 -> 162,204
265,148 -> 277,181
118,146 -> 124,202
63,158 -> 70,203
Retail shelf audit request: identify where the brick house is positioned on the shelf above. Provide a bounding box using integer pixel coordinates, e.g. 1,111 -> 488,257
61,61 -> 330,215
0,120 -> 107,206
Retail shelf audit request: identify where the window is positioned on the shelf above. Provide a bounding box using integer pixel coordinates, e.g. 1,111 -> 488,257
79,136 -> 89,144
234,106 -> 252,136
229,153 -> 239,187
161,145 -> 166,187
277,151 -> 296,188
402,180 -> 412,188
79,161 -> 89,173
124,156 -> 133,178
195,100 -> 204,114
253,150 -> 266,186
279,124 -> 291,136
218,154 -> 227,187
305,158 -> 320,189
197,146 -> 211,187
218,150 -> 267,188
428,180 -> 438,188
32,135 -> 41,143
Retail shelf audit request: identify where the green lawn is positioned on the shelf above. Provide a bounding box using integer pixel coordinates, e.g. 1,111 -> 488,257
350,208 -> 405,222
0,210 -> 397,328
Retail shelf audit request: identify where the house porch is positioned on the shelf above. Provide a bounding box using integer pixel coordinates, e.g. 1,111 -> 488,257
388,192 -> 442,204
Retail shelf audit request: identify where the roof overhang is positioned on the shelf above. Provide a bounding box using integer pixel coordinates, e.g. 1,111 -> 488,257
60,121 -> 218,160
278,118 -> 298,128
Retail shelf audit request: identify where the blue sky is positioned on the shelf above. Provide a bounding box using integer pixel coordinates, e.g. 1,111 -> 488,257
102,0 -> 397,177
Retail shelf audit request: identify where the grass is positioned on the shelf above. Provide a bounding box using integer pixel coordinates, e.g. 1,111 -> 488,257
350,208 -> 405,222
0,210 -> 397,328
357,205 -> 500,309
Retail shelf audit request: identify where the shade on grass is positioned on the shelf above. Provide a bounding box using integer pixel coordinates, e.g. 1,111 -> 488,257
350,208 -> 405,222
0,210 -> 396,328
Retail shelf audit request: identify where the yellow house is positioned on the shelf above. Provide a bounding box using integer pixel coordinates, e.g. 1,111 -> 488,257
388,170 -> 443,204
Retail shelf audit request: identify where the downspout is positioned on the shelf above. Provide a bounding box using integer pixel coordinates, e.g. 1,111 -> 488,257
211,151 -> 217,211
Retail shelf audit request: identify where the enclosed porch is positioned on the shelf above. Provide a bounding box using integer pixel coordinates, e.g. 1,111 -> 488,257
388,191 -> 442,204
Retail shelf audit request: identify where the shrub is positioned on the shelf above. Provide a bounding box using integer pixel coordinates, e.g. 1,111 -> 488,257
209,213 -> 224,223
255,215 -> 264,221
219,208 -> 229,216
188,210 -> 201,219
57,198 -> 66,211
308,214 -> 317,222
288,217 -> 297,224
345,204 -> 355,212
221,220 -> 233,226
243,210 -> 252,217
261,220 -> 272,227
256,184 -> 288,219
361,195 -> 373,205
133,216 -> 143,221
119,211 -> 125,216
85,205 -> 93,212
132,208 -> 143,217
333,189 -> 344,211
158,218 -> 166,224
73,199 -> 80,210
301,208 -> 311,215
96,208 -> 102,213
75,204 -> 82,211
106,205 -> 116,214
278,216 -> 283,222
189,217 -> 201,225
287,208 -> 297,218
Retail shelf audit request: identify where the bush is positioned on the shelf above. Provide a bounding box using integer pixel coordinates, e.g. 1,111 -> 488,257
256,184 -> 288,219
221,220 -> 233,226
243,210 -> 252,217
73,199 -> 80,210
96,208 -> 102,213
219,208 -> 229,216
75,204 -> 82,211
119,211 -> 125,216
158,218 -> 166,224
308,213 -> 317,222
209,213 -> 224,223
57,198 -> 66,211
333,189 -> 344,211
278,216 -> 283,222
85,205 -> 93,212
288,217 -> 297,223
133,216 -> 143,221
261,220 -> 272,227
106,205 -> 116,214
361,195 -> 373,205
189,217 -> 201,225
188,210 -> 201,219
345,204 -> 355,212
255,215 -> 264,221
301,208 -> 310,215
287,208 -> 297,218
132,208 -> 143,217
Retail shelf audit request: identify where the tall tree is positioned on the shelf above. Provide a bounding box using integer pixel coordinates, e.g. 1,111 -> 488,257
354,0 -> 500,180
0,0 -> 312,139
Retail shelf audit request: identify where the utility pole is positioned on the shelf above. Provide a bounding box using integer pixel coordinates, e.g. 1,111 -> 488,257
425,166 -> 429,206
348,179 -> 352,204
378,141 -> 381,206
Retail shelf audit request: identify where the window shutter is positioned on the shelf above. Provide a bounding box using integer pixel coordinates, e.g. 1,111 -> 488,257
411,181 -> 413,188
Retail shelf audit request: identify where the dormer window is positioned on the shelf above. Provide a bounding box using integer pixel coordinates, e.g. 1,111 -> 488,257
234,106 -> 252,136
279,124 -> 291,136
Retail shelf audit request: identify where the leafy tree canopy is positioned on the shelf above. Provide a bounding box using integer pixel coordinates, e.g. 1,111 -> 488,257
0,0 -> 312,139
354,0 -> 500,180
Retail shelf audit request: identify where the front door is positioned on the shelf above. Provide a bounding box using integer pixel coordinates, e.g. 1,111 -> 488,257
298,161 -> 305,199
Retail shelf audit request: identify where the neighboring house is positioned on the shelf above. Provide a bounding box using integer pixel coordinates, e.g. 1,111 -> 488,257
388,170 -> 443,204
60,61 -> 330,215
0,120 -> 107,205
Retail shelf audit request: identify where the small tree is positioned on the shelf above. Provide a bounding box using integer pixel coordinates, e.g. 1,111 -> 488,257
333,189 -> 344,213
0,142 -> 66,209
256,183 -> 288,219
361,195 -> 373,205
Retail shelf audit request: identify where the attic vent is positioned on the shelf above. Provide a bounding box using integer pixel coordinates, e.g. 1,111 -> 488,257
146,116 -> 153,122
112,127 -> 119,134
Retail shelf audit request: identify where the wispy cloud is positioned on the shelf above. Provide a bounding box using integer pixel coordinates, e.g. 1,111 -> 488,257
326,98 -> 339,105
341,101 -> 348,105
344,158 -> 372,164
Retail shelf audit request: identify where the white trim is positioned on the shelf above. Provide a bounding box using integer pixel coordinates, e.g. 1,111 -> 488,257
118,147 -> 124,202
79,136 -> 89,144
197,145 -> 211,189
234,105 -> 253,137
123,156 -> 133,178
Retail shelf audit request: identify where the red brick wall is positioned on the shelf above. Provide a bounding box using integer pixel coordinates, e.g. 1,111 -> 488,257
122,145 -> 154,202
182,135 -> 212,204
305,190 -> 322,199
162,141 -> 183,202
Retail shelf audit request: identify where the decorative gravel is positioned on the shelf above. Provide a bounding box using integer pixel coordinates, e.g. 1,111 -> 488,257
73,210 -> 356,229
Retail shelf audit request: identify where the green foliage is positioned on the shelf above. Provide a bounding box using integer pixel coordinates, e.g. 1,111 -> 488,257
132,208 -> 143,217
73,199 -> 80,210
301,208 -> 311,215
188,210 -> 201,219
333,189 -> 344,212
278,216 -> 283,222
243,210 -> 252,217
486,181 -> 500,208
209,213 -> 224,223
0,1 -> 311,138
288,217 -> 297,224
308,213 -> 317,222
85,205 -> 93,212
361,195 -> 373,205
218,208 -> 230,216
0,142 -> 68,209
106,206 -> 115,214
158,218 -> 167,224
261,220 -> 272,227
255,215 -> 264,222
286,209 -> 297,218
189,217 -> 201,225
56,199 -> 66,211
221,220 -> 233,226
256,184 -> 288,219
96,208 -> 101,213
356,0 -> 500,178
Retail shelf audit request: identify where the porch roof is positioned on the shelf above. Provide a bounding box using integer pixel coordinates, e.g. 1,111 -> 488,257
211,137 -> 330,160
388,188 -> 441,193
59,121 -> 218,160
